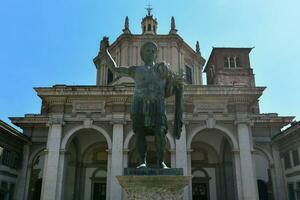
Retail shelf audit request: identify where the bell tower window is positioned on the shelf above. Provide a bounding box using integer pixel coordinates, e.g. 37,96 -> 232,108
230,57 -> 235,68
224,57 -> 229,68
147,24 -> 151,31
224,56 -> 241,68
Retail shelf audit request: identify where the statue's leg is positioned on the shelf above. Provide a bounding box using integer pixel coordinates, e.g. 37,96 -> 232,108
135,128 -> 147,168
154,127 -> 168,168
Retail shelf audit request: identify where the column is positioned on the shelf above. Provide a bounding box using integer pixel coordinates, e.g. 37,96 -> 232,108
271,144 -> 288,200
236,122 -> 258,200
55,151 -> 66,200
40,119 -> 63,200
233,149 -> 243,200
187,149 -> 193,200
15,144 -> 30,200
234,56 -> 237,68
176,123 -> 188,200
106,150 -> 111,200
109,123 -> 124,200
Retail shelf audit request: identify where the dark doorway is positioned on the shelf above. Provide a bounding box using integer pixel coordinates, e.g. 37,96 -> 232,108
92,182 -> 106,200
0,190 -> 6,200
257,180 -> 269,200
32,178 -> 42,200
192,181 -> 209,200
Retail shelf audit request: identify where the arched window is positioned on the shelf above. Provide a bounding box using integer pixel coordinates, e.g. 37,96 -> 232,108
107,68 -> 113,84
185,65 -> 193,84
147,24 -> 151,31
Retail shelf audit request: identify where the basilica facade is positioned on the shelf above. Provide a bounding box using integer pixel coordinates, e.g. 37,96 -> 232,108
6,10 -> 296,200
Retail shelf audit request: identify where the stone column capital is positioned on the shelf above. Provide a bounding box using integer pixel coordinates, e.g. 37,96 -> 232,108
187,149 -> 193,155
106,149 -> 112,154
232,148 -> 240,154
169,148 -> 176,153
123,148 -> 130,153
46,117 -> 65,127
110,119 -> 127,125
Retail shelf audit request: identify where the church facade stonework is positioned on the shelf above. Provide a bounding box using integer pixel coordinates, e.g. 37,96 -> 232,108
6,10 -> 296,200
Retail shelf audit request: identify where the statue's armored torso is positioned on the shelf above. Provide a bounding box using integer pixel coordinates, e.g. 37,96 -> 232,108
131,64 -> 168,133
134,65 -> 166,98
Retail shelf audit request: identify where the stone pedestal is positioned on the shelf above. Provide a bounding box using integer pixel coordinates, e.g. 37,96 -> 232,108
117,168 -> 191,200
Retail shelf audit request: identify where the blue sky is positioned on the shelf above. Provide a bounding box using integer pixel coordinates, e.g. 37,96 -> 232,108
0,0 -> 299,128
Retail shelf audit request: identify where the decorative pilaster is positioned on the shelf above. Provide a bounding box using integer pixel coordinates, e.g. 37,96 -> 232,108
187,149 -> 193,200
106,149 -> 112,200
40,117 -> 64,200
235,118 -> 258,200
56,150 -> 67,200
109,122 -> 124,200
15,144 -> 30,200
271,144 -> 288,200
232,149 -> 243,200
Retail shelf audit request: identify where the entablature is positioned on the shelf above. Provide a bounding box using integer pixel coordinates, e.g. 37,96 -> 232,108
250,114 -> 294,127
35,84 -> 265,102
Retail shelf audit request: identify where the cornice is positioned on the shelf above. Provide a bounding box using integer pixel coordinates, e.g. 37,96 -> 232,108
10,115 -> 49,128
35,85 -> 265,98
250,114 -> 294,126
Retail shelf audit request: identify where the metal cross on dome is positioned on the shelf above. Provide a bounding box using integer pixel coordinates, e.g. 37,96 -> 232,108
146,3 -> 153,16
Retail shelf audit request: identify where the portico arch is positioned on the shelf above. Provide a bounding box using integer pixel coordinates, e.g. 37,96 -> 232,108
28,147 -> 46,167
61,124 -> 112,150
27,148 -> 46,200
187,124 -> 238,149
188,124 -> 239,200
254,145 -> 274,165
253,146 -> 274,200
61,126 -> 110,200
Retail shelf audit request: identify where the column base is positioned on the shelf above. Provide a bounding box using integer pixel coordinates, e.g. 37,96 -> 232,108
117,168 -> 191,200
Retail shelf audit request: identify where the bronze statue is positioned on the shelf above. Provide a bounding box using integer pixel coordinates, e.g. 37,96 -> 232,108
101,37 -> 183,168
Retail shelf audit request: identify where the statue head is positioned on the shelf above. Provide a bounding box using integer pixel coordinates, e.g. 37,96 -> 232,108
140,42 -> 158,65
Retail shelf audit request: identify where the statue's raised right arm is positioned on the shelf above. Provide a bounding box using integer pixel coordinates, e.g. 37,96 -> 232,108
100,37 -> 135,78
104,49 -> 135,77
